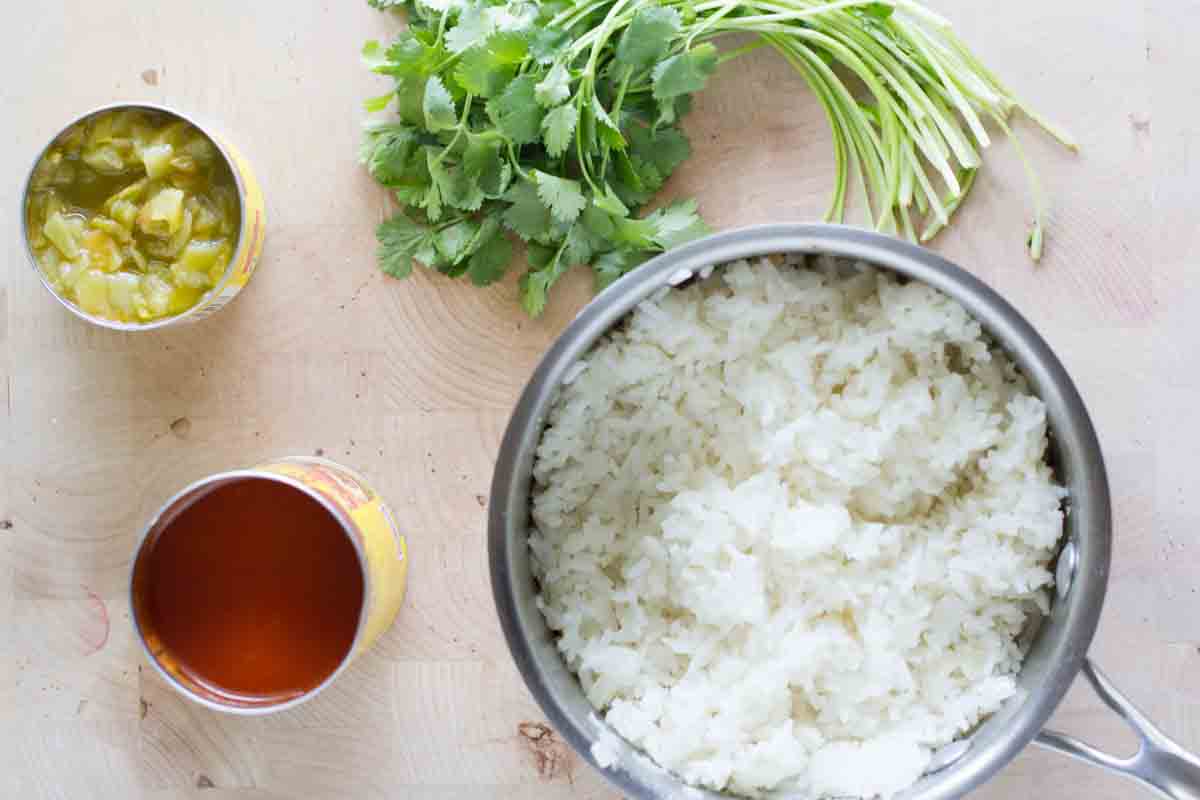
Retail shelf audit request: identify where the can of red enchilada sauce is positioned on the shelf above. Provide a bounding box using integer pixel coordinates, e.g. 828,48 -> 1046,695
130,457 -> 408,713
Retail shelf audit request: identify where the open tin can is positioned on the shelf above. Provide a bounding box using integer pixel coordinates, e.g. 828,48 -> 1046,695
20,102 -> 266,329
131,457 -> 408,714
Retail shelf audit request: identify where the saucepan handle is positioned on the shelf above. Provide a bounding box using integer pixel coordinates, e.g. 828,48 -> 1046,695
1035,658 -> 1200,800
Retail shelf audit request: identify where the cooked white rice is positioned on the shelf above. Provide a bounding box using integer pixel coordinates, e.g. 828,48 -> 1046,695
530,256 -> 1066,799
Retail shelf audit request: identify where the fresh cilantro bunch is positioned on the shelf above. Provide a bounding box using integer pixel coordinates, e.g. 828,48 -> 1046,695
360,0 -> 711,315
362,0 -> 1073,316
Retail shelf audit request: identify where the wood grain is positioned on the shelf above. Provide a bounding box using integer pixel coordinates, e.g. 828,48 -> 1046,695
0,1 -> 1193,798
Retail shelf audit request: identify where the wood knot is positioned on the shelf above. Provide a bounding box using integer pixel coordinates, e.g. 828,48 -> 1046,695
517,721 -> 575,783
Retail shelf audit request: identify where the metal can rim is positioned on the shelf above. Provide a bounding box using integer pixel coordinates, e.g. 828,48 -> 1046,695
129,464 -> 372,716
20,101 -> 253,331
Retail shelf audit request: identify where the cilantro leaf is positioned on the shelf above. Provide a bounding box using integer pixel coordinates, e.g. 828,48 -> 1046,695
610,150 -> 662,207
628,124 -> 691,177
361,123 -> 423,185
487,31 -> 530,63
434,218 -> 479,266
619,90 -> 662,127
652,44 -> 718,102
530,28 -> 569,65
423,76 -> 458,132
560,231 -> 592,270
519,269 -> 553,316
421,183 -> 444,221
486,2 -> 539,36
645,198 -> 709,248
367,1 -> 736,314
394,185 -> 425,205
362,40 -> 390,72
465,215 -> 502,256
519,240 -> 574,317
467,226 -> 513,285
417,0 -> 467,14
614,6 -> 681,73
383,32 -> 445,77
377,214 -> 435,278
533,170 -> 587,223
581,203 -> 616,240
593,248 -> 646,291
630,155 -> 663,191
502,180 -> 553,241
441,162 -> 485,211
542,216 -> 574,246
486,75 -> 544,144
452,29 -> 530,97
592,183 -> 629,216
445,4 -> 495,53
592,97 -> 625,150
542,104 -> 579,157
395,75 -> 429,126
602,199 -> 707,251
420,147 -> 485,220
655,93 -> 693,127
610,215 -> 658,249
363,91 -> 394,113
452,177 -> 485,211
463,132 -> 510,197
453,47 -> 514,98
526,242 -> 557,270
535,62 -> 572,107
859,2 -> 895,19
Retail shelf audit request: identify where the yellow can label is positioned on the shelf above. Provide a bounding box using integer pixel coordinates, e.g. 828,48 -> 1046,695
187,133 -> 266,322
257,458 -> 408,657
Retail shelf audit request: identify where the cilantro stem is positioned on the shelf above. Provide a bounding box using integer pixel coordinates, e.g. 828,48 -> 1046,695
434,215 -> 468,232
712,0 -> 901,26
507,143 -> 530,182
598,68 -> 634,181
717,39 -> 768,64
686,0 -> 740,49
432,53 -> 461,73
762,33 -> 848,221
550,0 -> 611,30
612,68 -> 633,114
432,93 -> 474,167
934,26 -> 1077,151
989,111 -> 1048,261
920,167 -> 976,242
434,7 -> 453,48
585,0 -> 634,77
576,102 -> 599,192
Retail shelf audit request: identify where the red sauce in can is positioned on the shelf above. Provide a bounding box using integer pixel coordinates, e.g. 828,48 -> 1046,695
134,477 -> 365,705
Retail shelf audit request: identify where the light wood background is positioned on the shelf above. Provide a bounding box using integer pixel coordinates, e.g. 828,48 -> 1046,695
0,1 -> 1194,798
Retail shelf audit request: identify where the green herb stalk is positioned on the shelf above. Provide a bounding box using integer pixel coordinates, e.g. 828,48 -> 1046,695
361,0 -> 1075,316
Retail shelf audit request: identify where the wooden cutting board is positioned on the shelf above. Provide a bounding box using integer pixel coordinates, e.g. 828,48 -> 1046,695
0,1 -> 1191,798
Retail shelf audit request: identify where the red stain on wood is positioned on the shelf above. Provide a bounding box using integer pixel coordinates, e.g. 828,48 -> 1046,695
517,721 -> 575,783
80,586 -> 110,655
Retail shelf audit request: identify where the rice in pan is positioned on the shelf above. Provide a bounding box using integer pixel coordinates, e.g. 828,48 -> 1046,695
530,256 -> 1065,798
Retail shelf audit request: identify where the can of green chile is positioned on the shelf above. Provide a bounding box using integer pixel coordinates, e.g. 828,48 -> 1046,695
19,102 -> 266,330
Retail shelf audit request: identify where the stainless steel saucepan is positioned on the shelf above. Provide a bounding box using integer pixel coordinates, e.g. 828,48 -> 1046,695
489,224 -> 1200,799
